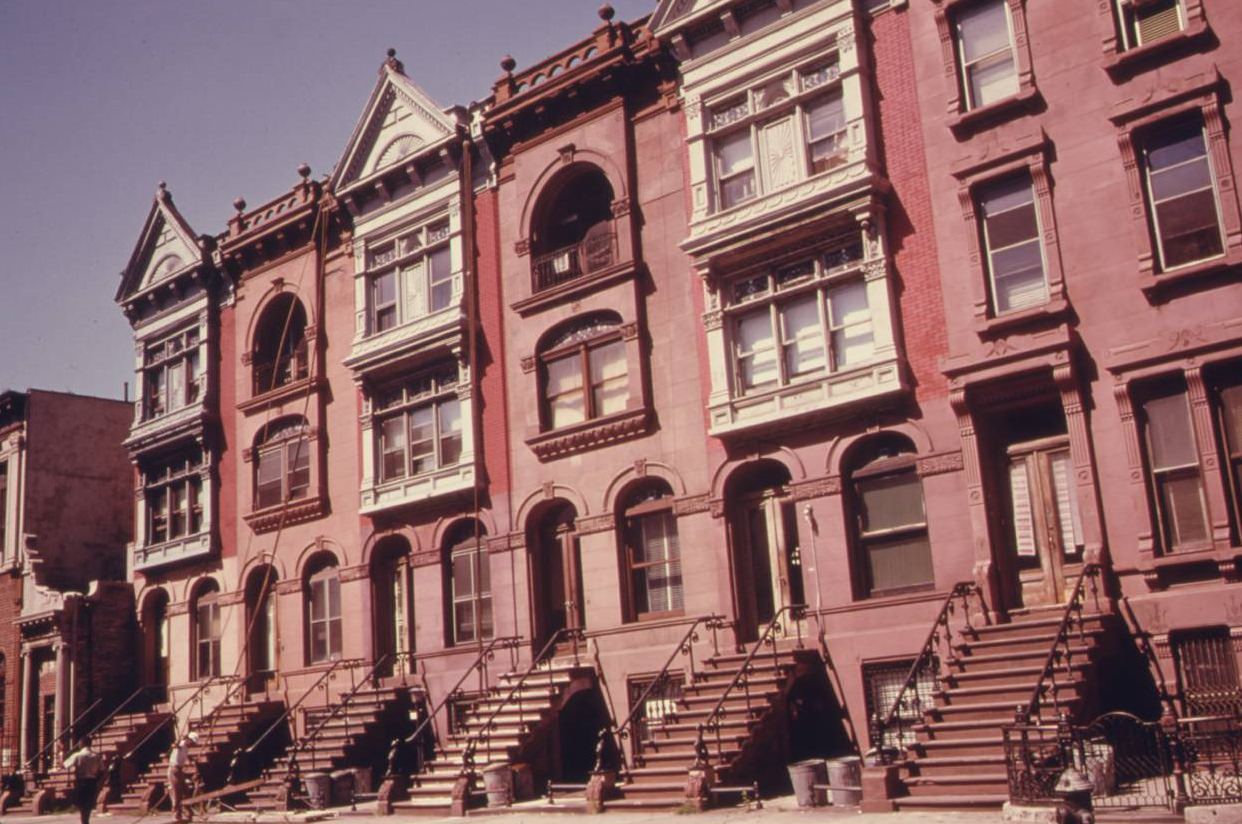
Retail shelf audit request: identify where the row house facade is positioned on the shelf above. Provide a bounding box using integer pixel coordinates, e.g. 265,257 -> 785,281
6,0 -> 1240,815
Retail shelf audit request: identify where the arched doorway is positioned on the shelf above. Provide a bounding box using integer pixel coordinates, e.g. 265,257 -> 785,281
529,501 -> 583,651
726,461 -> 803,643
245,566 -> 279,692
372,536 -> 412,674
141,590 -> 170,700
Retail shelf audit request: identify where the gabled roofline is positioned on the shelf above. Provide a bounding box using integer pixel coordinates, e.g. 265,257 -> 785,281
114,183 -> 210,304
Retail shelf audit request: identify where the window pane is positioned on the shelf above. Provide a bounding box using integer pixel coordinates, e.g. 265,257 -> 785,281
409,407 -> 435,475
589,341 -> 628,416
452,552 -> 475,597
807,95 -> 846,141
780,296 -> 826,378
256,450 -> 283,509
858,470 -> 925,534
866,533 -> 934,593
1145,392 -> 1198,469
828,281 -> 874,369
1008,458 -> 1038,557
992,242 -> 1048,312
439,398 -> 462,467
428,248 -> 453,312
1154,189 -> 1224,267
1148,124 -> 1209,171
736,310 -> 777,389
1160,473 -> 1209,548
716,131 -> 753,176
310,579 -> 326,622
1149,156 -> 1214,202
1221,385 -> 1242,454
1049,449 -> 1083,555
287,438 -> 310,500
957,0 -> 1011,62
968,51 -> 1018,108
454,602 -> 476,643
380,416 -> 406,481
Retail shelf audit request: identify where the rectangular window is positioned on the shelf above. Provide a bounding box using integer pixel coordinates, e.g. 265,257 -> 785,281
1115,0 -> 1184,50
142,327 -> 200,420
452,544 -> 493,645
956,0 -> 1018,110
195,599 -> 221,679
428,247 -> 454,313
1216,377 -> 1242,534
546,356 -> 587,428
0,462 -> 7,557
1143,388 -> 1210,551
255,448 -> 285,510
856,467 -> 934,595
780,295 -> 827,379
806,94 -> 848,174
365,221 -> 455,334
863,659 -> 937,751
828,280 -> 874,369
373,369 -> 463,482
978,173 -> 1048,314
309,573 -> 342,663
715,131 -> 756,210
371,270 -> 398,333
589,341 -> 629,417
735,309 -> 779,391
1143,119 -> 1225,271
143,452 -> 204,546
1172,627 -> 1242,717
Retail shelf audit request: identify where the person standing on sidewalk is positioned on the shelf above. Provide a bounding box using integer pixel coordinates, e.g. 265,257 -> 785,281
167,730 -> 198,822
63,736 -> 107,824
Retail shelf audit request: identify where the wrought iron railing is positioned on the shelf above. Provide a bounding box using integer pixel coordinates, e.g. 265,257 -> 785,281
594,615 -> 725,780
693,605 -> 805,766
460,628 -> 585,771
530,226 -> 617,293
24,698 -> 103,775
252,342 -> 309,396
1020,564 -> 1103,724
383,637 -> 520,779
122,674 -> 246,762
284,655 -> 390,777
872,582 -> 983,763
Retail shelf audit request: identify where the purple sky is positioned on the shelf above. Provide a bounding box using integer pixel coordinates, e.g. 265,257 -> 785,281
0,0 -> 654,400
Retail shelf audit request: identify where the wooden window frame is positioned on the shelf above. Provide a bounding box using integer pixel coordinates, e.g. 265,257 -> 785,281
851,453 -> 935,598
1212,366 -> 1242,544
307,564 -> 343,664
1139,381 -> 1212,554
363,219 -> 454,336
933,0 -> 1038,134
540,326 -> 628,431
193,583 -> 221,681
142,326 -> 201,420
621,492 -> 685,622
253,420 -> 311,512
448,534 -> 492,647
373,368 -> 463,483
143,452 -> 204,548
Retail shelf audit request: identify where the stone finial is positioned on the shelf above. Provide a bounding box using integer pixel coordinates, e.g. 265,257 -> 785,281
156,181 -> 169,201
599,3 -> 615,22
233,197 -> 247,214
297,162 -> 312,180
500,54 -> 516,74
384,47 -> 404,74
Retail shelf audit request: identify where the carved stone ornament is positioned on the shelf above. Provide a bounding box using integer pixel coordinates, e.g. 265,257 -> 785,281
791,477 -> 842,500
673,494 -> 711,516
576,514 -> 614,535
917,451 -> 965,478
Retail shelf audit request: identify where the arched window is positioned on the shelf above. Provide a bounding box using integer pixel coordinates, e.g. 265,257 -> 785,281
305,555 -> 342,664
192,579 -> 221,680
619,481 -> 683,621
847,436 -> 933,598
539,313 -> 628,430
252,294 -> 308,395
445,521 -> 491,646
530,165 -> 616,291
245,567 -> 278,677
254,418 -> 311,510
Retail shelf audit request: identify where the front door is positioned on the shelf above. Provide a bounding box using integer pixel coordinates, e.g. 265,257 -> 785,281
733,492 -> 803,642
535,512 -> 584,649
1005,437 -> 1083,607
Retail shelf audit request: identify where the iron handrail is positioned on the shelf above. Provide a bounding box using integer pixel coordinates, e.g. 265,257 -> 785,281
1021,563 -> 1101,724
694,605 -> 805,765
462,627 -> 585,771
384,637 -> 520,778
123,674 -> 245,760
873,582 -> 982,763
25,698 -> 103,773
596,614 -> 724,779
286,655 -> 391,773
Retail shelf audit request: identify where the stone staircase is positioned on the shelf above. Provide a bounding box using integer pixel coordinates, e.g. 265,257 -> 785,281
235,686 -> 418,811
2,710 -> 171,815
605,644 -> 822,810
894,605 -> 1112,811
390,661 -> 597,815
107,699 -> 283,814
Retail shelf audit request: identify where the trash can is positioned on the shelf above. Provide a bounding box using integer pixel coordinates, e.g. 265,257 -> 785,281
786,758 -> 828,807
351,766 -> 373,796
481,762 -> 513,808
303,772 -> 331,809
827,756 -> 862,806
330,769 -> 355,806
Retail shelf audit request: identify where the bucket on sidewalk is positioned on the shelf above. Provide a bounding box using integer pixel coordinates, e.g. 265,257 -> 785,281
330,769 -> 355,806
827,756 -> 862,806
481,762 -> 513,808
786,758 -> 828,807
303,772 -> 331,809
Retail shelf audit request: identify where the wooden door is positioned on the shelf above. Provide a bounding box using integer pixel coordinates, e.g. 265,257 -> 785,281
1005,438 -> 1083,606
735,492 -> 803,641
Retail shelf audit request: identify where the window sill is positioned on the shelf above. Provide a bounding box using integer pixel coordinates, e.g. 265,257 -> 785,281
1140,251 -> 1241,301
525,406 -> 651,461
244,495 -> 327,533
359,462 -> 477,516
1137,542 -> 1242,588
133,531 -> 213,572
124,402 -> 210,453
237,376 -> 319,415
1103,20 -> 1212,81
975,298 -> 1070,339
511,259 -> 638,317
344,307 -> 468,374
947,86 -> 1040,137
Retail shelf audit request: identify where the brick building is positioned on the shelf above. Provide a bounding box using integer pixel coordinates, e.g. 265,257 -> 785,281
5,0 -> 1241,816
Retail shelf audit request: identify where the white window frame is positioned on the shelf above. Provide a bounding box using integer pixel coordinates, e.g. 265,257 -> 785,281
954,0 -> 1019,111
977,172 -> 1050,315
144,452 -> 203,547
373,368 -> 463,483
142,326 -> 201,420
364,218 -> 454,335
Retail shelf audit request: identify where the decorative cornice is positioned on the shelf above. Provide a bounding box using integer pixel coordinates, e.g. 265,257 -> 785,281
917,451 -> 965,478
525,407 -> 651,462
790,477 -> 842,500
673,494 -> 711,516
244,496 -> 328,534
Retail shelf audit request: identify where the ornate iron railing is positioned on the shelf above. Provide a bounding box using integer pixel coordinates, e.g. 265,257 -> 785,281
693,605 -> 804,766
1003,716 -> 1070,805
1019,564 -> 1103,724
530,226 -> 617,292
285,655 -> 390,778
1180,715 -> 1242,806
594,615 -> 725,780
872,582 -> 983,763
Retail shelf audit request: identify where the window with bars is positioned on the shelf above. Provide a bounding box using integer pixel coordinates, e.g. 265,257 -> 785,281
863,658 -> 937,751
540,315 -> 629,430
1141,385 -> 1210,552
627,673 -> 685,755
621,484 -> 684,620
144,451 -> 204,546
142,326 -> 201,420
193,580 -> 221,680
954,0 -> 1019,111
307,561 -> 342,663
1114,0 -> 1185,50
254,418 -> 311,510
706,53 -> 846,212
364,219 -> 454,335
1141,117 -> 1225,272
374,368 -> 463,482
1171,627 -> 1242,717
976,172 -> 1049,315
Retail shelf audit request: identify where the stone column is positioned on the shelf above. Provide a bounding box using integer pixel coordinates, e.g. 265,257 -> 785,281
53,642 -> 69,761
17,649 -> 31,768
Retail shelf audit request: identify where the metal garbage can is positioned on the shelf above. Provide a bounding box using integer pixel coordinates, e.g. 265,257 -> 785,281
303,772 -> 331,809
827,756 -> 862,806
481,762 -> 513,808
330,769 -> 355,807
351,766 -> 373,796
786,758 -> 828,807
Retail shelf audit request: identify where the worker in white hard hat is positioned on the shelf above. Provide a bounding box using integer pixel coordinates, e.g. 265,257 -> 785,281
167,730 -> 199,821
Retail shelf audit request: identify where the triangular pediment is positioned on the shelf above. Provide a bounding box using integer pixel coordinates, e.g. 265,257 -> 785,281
331,62 -> 461,193
115,184 -> 204,304
650,0 -> 732,36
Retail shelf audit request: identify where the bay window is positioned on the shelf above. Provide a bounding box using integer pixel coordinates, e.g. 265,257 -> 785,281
977,172 -> 1049,314
254,418 -> 311,510
954,0 -> 1019,110
728,247 -> 874,394
540,316 -> 628,429
1142,117 -> 1225,271
144,451 -> 203,546
364,219 -> 454,334
374,368 -> 462,482
143,327 -> 200,419
1142,386 -> 1210,551
707,54 -> 846,212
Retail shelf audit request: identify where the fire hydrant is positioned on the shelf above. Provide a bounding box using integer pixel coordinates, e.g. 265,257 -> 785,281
1054,766 -> 1095,824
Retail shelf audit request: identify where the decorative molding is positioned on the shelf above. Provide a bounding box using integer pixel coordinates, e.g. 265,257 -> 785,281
340,564 -> 369,583
916,451 -> 965,478
487,534 -> 525,554
274,580 -> 301,596
576,514 -> 614,535
673,494 -> 711,516
790,477 -> 841,501
244,496 -> 328,534
526,407 -> 651,462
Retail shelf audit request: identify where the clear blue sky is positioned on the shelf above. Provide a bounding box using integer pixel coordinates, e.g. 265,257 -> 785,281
0,0 -> 654,400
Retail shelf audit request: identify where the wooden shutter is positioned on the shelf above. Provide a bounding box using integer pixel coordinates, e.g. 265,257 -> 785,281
1049,450 -> 1083,555
1008,458 -> 1038,557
